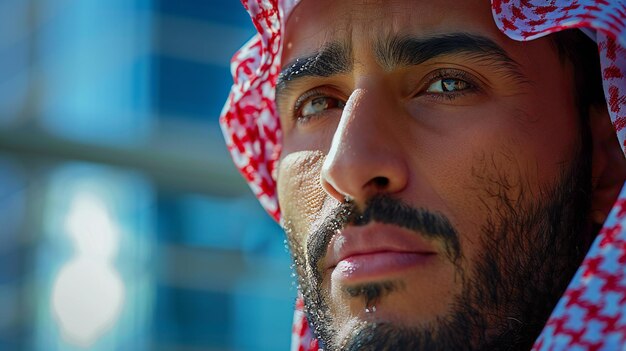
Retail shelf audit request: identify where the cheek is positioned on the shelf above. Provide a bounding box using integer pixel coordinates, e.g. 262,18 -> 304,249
277,150 -> 326,224
277,150 -> 340,247
402,102 -> 578,265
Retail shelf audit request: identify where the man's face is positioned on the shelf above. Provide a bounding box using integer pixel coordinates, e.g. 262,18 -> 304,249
275,0 -> 592,349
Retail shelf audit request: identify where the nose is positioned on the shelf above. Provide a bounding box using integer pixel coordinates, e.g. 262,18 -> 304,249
320,85 -> 409,205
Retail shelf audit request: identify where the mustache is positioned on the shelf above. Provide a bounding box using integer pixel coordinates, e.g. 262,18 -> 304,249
306,195 -> 461,281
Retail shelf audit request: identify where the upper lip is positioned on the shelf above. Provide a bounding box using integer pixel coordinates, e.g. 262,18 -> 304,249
323,222 -> 438,270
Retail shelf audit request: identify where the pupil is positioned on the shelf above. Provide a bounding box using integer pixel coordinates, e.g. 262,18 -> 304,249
442,79 -> 459,92
312,97 -> 329,111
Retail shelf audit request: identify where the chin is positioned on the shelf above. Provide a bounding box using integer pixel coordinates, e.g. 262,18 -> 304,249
325,278 -> 460,344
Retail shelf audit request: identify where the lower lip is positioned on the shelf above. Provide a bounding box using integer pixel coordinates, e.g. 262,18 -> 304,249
330,252 -> 434,283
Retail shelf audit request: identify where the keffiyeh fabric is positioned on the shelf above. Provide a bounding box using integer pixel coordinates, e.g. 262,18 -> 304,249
219,0 -> 626,350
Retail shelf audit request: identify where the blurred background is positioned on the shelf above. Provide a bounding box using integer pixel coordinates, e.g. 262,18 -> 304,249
0,0 -> 296,350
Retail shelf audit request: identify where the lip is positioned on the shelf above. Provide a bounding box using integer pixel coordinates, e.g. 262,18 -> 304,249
325,222 -> 437,282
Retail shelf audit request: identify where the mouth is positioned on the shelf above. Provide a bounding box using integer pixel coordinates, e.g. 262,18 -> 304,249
331,251 -> 436,283
325,222 -> 438,284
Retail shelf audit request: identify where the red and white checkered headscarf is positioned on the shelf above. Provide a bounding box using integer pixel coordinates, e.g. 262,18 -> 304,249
220,0 -> 626,349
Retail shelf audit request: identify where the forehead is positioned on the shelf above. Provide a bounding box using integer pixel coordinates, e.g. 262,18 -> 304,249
282,0 -> 505,64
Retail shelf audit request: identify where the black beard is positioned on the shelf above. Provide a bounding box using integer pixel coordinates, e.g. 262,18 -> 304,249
284,140 -> 593,351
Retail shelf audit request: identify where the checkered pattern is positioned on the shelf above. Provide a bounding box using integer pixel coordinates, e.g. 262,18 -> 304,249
534,186 -> 626,350
219,1 -> 626,350
219,0 -> 282,221
492,0 -> 626,158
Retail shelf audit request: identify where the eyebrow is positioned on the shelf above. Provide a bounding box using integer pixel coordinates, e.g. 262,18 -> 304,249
276,42 -> 352,94
276,32 -> 527,98
375,33 -> 526,81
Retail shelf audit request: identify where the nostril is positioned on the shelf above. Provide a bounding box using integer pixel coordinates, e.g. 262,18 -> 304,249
372,176 -> 390,188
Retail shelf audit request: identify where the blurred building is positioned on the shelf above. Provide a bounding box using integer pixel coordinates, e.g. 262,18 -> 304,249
0,1 -> 295,350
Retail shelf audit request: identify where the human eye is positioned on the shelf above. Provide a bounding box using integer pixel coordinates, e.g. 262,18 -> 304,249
421,69 -> 480,100
294,90 -> 346,124
426,78 -> 472,93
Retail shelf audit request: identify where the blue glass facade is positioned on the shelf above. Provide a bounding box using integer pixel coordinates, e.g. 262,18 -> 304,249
0,1 -> 294,350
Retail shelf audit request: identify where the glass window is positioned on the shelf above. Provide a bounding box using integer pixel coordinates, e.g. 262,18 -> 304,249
0,1 -> 30,126
0,1 -> 292,350
37,0 -> 153,145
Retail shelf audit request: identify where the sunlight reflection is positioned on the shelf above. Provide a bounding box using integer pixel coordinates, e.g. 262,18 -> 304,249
51,191 -> 125,348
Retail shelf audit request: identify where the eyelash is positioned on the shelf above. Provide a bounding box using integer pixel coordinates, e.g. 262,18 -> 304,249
291,69 -> 481,124
292,88 -> 344,124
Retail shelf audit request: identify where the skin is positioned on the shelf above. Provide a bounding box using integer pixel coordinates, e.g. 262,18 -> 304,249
274,0 -> 619,349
